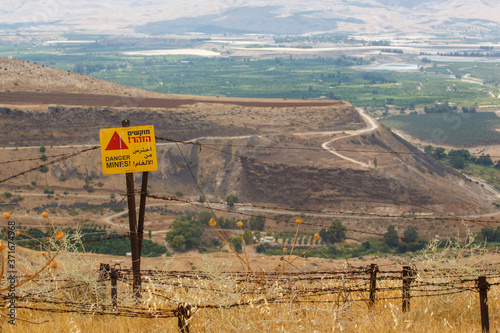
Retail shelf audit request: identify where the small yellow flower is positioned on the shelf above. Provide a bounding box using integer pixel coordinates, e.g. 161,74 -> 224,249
50,261 -> 57,269
15,231 -> 19,237
41,211 -> 49,218
41,252 -> 47,257
314,233 -> 320,240
209,218 -> 216,227
283,247 -> 287,253
237,221 -> 243,228
296,217 -> 303,224
0,242 -> 5,251
54,231 -> 65,241
3,212 -> 10,219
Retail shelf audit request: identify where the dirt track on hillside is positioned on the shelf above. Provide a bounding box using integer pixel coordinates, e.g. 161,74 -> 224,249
0,91 -> 340,108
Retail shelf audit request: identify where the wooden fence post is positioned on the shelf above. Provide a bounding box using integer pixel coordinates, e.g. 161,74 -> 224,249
402,266 -> 414,312
110,268 -> 118,309
477,276 -> 490,333
176,303 -> 192,333
122,119 -> 142,298
369,263 -> 379,306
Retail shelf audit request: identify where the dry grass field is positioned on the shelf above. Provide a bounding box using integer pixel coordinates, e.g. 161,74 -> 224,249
1,213 -> 499,332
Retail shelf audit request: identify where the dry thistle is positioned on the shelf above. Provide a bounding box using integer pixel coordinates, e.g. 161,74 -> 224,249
50,261 -> 57,269
54,231 -> 65,241
208,217 -> 253,272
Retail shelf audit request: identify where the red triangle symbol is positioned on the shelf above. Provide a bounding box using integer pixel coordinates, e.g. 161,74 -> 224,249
105,131 -> 129,151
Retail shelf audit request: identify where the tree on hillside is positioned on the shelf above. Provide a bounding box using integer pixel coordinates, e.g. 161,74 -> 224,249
165,215 -> 204,252
424,145 -> 434,155
198,211 -> 215,226
226,194 -> 239,207
433,147 -> 446,160
384,225 -> 399,247
230,237 -> 243,252
449,149 -> 471,161
481,227 -> 500,242
249,215 -> 266,231
449,155 -> 465,169
476,154 -> 493,166
319,220 -> 346,244
403,226 -> 418,243
243,229 -> 253,244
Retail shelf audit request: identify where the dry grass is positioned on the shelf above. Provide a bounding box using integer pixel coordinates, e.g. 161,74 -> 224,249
3,273 -> 498,332
1,218 -> 499,332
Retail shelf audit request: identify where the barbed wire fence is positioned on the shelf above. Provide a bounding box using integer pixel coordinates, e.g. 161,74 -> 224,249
0,136 -> 500,330
1,262 -> 498,331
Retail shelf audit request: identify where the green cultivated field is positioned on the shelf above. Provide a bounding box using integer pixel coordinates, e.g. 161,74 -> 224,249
76,58 -> 500,106
381,112 -> 500,146
7,44 -> 500,108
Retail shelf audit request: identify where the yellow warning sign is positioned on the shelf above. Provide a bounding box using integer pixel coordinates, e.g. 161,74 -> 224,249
99,125 -> 157,175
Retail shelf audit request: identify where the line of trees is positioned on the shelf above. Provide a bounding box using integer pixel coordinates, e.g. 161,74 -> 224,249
424,145 -> 495,169
384,225 -> 425,253
423,102 -> 457,114
14,225 -> 167,257
437,51 -> 500,57
423,103 -> 477,114
72,62 -> 127,74
165,212 -> 268,252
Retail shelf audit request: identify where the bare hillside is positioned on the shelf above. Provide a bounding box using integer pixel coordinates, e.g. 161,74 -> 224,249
0,103 -> 494,217
0,58 -> 495,218
0,58 -> 174,98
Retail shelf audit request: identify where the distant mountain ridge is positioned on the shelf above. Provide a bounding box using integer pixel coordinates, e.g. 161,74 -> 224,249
2,0 -> 500,36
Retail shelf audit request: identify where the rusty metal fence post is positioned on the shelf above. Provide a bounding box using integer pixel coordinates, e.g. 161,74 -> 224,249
477,276 -> 490,332
369,263 -> 379,306
110,268 -> 118,308
402,266 -> 414,312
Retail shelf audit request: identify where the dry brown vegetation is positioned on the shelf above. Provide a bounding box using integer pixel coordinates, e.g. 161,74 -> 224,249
1,212 -> 500,332
0,58 -> 172,99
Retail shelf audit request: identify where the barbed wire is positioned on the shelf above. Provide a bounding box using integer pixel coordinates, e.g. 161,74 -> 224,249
0,137 -> 497,231
145,193 -> 489,245
154,136 -> 496,226
0,146 -> 99,184
0,151 -> 90,165
2,265 -> 497,321
145,191 -> 500,226
159,140 -> 500,160
1,140 -> 496,161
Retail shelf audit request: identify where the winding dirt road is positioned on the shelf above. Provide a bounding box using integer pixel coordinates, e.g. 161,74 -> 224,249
321,108 -> 378,168
294,108 -> 379,167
